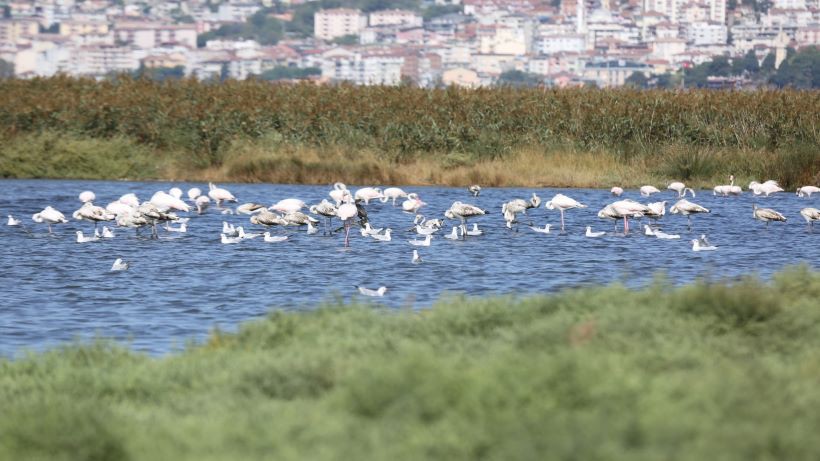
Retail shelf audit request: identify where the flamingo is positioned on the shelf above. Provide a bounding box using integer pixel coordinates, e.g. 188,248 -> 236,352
401,193 -> 426,213
381,187 -> 408,205
117,211 -> 150,236
640,185 -> 661,197
310,200 -> 338,235
468,185 -> 481,197
749,180 -> 783,197
250,209 -> 288,229
329,183 -> 351,206
444,202 -> 488,239
337,198 -> 358,247
282,211 -> 318,227
236,203 -> 266,215
545,194 -> 586,232
32,206 -> 68,234
610,186 -> 624,197
354,187 -> 383,205
669,199 -> 710,230
714,175 -> 741,196
169,187 -> 183,200
797,186 -> 820,197
150,191 -> 189,213
800,207 -> 820,229
208,182 -> 237,207
502,193 -> 540,228
73,202 -> 115,232
752,204 -> 786,228
187,187 -> 202,201
585,226 -> 605,237
667,182 -> 695,198
79,191 -> 96,203
195,196 -> 210,214
271,199 -> 306,214
598,199 -> 648,234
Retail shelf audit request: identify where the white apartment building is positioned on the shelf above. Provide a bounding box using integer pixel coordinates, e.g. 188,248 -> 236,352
319,48 -> 403,85
0,19 -> 39,44
314,9 -> 368,40
71,45 -> 145,77
537,34 -> 586,54
686,21 -> 728,45
368,9 -> 423,28
772,0 -> 807,9
643,0 -> 725,24
113,23 -> 198,50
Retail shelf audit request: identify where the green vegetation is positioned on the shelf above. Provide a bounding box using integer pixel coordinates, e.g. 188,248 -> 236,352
684,46 -> 820,89
496,70 -> 544,87
0,77 -> 818,187
0,59 -> 13,79
197,9 -> 284,47
3,267 -> 820,460
258,66 -> 321,81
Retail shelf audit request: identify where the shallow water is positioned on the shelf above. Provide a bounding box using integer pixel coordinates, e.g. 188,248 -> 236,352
1,179 -> 817,356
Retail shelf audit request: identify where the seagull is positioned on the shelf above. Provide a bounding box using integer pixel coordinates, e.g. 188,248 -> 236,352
668,182 -> 695,198
752,204 -> 787,228
221,233 -> 242,244
7,215 -> 20,226
585,226 -> 605,237
111,258 -> 129,271
797,186 -> 820,198
654,229 -> 680,239
692,238 -> 717,251
468,185 -> 481,197
545,194 -> 586,232
32,206 -> 68,234
222,221 -> 236,235
529,224 -> 551,234
370,229 -> 392,242
669,199 -> 710,230
76,231 -> 99,243
644,224 -> 655,236
444,226 -> 460,240
99,226 -> 115,238
408,234 -> 432,246
237,226 -> 262,239
610,186 -> 624,197
306,221 -> 318,235
800,207 -> 820,229
465,223 -> 483,236
381,187 -> 408,205
360,222 -> 384,236
356,285 -> 387,297
412,250 -> 422,264
640,185 -> 661,197
414,225 -> 439,236
165,222 -> 187,233
263,232 -> 288,243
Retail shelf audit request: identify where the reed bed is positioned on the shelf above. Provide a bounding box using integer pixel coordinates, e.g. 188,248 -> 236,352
1,77 -> 817,187
3,266 -> 820,460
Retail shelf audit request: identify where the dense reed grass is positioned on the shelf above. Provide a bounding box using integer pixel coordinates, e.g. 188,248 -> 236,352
2,266 -> 820,460
1,77 -> 817,187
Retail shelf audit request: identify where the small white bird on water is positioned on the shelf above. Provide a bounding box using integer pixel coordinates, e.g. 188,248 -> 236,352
221,233 -> 242,244
111,258 -> 129,271
370,229 -> 392,242
465,223 -> 483,236
237,226 -> 262,240
654,229 -> 681,239
444,226 -> 459,240
7,215 -> 20,226
263,232 -> 288,243
408,234 -> 432,246
585,226 -> 605,237
529,224 -> 551,234
412,250 -> 422,264
76,231 -> 99,243
356,285 -> 387,297
692,235 -> 717,251
95,226 -> 115,238
165,222 -> 187,233
644,224 -> 655,236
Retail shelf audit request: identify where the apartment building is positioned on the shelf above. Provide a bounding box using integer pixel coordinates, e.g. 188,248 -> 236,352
314,9 -> 367,40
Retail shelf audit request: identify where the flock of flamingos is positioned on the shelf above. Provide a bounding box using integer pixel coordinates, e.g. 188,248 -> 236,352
5,176 -> 820,293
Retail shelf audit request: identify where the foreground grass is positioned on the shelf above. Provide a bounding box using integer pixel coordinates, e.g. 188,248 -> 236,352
3,267 -> 820,460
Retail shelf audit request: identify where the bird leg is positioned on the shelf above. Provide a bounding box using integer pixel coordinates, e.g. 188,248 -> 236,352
344,220 -> 351,247
687,215 -> 692,231
560,210 -> 565,233
48,223 -> 53,234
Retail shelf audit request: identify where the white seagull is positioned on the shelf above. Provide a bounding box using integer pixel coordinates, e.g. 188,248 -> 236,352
529,224 -> 551,234
221,233 -> 242,244
465,223 -> 483,236
370,229 -> 392,242
408,234 -> 432,246
76,231 -> 99,243
585,226 -> 605,237
356,286 -> 387,297
263,232 -> 289,243
7,215 -> 20,226
111,258 -> 129,271
444,226 -> 460,240
692,236 -> 717,251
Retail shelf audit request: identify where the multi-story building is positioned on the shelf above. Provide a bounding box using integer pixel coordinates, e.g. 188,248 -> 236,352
319,47 -> 404,85
0,19 -> 40,44
314,9 -> 367,40
686,21 -> 728,45
369,10 -> 423,28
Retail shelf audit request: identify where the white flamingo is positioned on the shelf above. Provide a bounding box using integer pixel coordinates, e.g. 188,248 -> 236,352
796,186 -> 820,197
79,191 -> 96,203
598,199 -> 648,234
749,180 -> 783,197
640,185 -> 661,197
208,182 -> 237,207
150,191 -> 189,213
444,202 -> 488,239
714,175 -> 741,196
195,196 -> 210,214
73,202 -> 114,231
236,203 -> 266,215
169,187 -> 183,200
667,182 -> 695,198
337,198 -> 358,247
270,199 -> 306,213
381,187 -> 408,205
610,186 -> 624,197
310,200 -> 338,235
545,194 -> 586,232
800,207 -> 820,229
670,199 -> 710,230
401,193 -> 426,213
329,183 -> 351,206
32,206 -> 68,234
187,187 -> 202,201
354,187 -> 383,205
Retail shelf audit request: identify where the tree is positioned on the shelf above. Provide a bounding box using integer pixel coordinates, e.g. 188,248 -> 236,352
625,71 -> 648,88
331,34 -> 359,45
0,59 -> 14,79
768,46 -> 820,88
760,53 -> 776,72
259,66 -> 321,81
422,4 -> 461,20
653,72 -> 677,88
197,8 -> 284,47
496,70 -> 543,87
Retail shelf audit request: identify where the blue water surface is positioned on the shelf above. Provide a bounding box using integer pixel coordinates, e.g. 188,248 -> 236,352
1,179 -> 817,356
